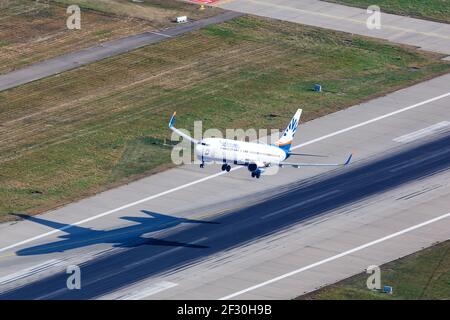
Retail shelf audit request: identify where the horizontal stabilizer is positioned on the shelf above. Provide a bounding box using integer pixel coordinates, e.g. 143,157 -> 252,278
279,154 -> 353,168
288,152 -> 328,158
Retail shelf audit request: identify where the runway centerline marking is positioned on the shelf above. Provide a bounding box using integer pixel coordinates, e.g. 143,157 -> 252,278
290,92 -> 450,150
0,91 -> 449,254
219,210 -> 450,300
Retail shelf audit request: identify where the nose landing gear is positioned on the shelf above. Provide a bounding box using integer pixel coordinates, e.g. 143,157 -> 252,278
221,164 -> 231,172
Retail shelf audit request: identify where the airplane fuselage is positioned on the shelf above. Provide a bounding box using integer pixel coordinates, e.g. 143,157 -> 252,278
195,138 -> 287,168
169,109 -> 350,179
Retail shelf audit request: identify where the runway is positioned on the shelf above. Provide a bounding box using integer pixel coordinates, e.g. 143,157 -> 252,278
1,134 -> 450,299
0,72 -> 449,299
0,11 -> 242,92
215,0 -> 450,56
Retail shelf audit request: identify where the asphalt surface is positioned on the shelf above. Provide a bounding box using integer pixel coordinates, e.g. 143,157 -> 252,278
215,0 -> 450,56
0,11 -> 243,92
0,132 -> 449,299
0,3 -> 449,298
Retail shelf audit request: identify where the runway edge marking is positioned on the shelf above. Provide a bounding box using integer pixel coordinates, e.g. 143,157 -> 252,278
219,210 -> 450,300
0,91 -> 449,254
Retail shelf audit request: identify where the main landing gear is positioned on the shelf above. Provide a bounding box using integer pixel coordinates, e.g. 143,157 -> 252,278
221,164 -> 231,172
199,163 -> 231,172
251,170 -> 261,179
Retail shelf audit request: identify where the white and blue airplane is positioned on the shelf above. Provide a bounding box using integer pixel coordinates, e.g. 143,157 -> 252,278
169,109 -> 352,178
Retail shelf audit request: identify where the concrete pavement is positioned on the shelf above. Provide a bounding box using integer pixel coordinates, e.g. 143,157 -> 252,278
0,0 -> 449,300
214,0 -> 450,56
2,135 -> 449,299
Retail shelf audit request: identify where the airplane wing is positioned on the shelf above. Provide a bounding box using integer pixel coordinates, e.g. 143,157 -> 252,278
278,154 -> 352,168
169,112 -> 199,144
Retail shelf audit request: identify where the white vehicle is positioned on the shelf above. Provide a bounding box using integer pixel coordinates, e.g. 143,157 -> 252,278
176,16 -> 188,23
169,109 -> 352,178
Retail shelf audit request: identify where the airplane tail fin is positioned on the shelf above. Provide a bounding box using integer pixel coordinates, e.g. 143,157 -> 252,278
275,109 -> 302,153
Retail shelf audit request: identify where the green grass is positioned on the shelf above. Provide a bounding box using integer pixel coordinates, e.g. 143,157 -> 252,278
0,16 -> 449,221
0,40 -> 10,48
109,137 -> 176,182
298,240 -> 450,299
325,0 -> 450,24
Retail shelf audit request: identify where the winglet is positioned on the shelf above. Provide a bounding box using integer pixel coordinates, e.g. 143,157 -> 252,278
169,111 -> 176,128
344,154 -> 353,166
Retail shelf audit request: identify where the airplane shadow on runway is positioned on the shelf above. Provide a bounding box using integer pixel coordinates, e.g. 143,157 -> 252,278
13,210 -> 216,256
3,134 -> 450,299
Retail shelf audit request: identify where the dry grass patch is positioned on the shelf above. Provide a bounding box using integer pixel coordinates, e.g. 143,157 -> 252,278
0,0 -> 220,74
0,16 -> 449,220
